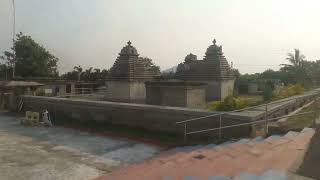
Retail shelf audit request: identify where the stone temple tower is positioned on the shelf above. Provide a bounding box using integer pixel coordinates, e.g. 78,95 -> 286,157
175,39 -> 235,101
107,41 -> 160,103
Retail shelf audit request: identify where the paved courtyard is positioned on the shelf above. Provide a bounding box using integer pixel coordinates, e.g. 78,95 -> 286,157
0,112 -> 161,180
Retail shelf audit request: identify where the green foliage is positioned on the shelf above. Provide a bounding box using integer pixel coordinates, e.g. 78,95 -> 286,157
206,101 -> 221,111
275,84 -> 305,99
0,64 -> 9,80
61,65 -> 109,81
206,96 -> 249,111
236,49 -> 320,90
1,32 -> 59,78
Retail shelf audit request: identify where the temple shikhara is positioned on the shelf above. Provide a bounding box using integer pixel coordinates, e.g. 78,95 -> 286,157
175,39 -> 235,101
106,39 -> 235,105
106,41 -> 160,102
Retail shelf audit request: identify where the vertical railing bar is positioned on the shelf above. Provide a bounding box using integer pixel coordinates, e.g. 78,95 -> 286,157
264,103 -> 268,135
184,122 -> 187,143
219,114 -> 222,141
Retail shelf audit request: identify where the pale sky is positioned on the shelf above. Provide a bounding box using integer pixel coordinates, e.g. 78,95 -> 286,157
1,0 -> 320,74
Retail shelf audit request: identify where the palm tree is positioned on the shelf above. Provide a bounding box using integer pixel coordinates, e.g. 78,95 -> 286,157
283,49 -> 305,68
281,49 -> 307,84
73,65 -> 83,81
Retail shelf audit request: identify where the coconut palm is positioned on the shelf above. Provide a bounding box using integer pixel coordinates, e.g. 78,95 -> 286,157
73,65 -> 83,81
280,49 -> 307,84
283,49 -> 305,67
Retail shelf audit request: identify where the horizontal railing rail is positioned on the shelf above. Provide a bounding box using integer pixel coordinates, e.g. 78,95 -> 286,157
186,111 -> 315,135
176,92 -> 318,124
176,90 -> 320,142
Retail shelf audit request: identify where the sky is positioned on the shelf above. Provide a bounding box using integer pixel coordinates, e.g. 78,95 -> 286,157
1,0 -> 320,74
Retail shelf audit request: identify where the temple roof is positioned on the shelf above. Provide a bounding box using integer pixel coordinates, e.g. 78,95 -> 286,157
176,39 -> 234,81
109,41 -> 160,81
119,41 -> 139,56
185,53 -> 197,63
205,39 -> 223,56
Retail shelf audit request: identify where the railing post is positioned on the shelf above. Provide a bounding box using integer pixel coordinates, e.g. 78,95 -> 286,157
313,112 -> 317,128
264,103 -> 268,135
184,122 -> 187,143
219,114 -> 222,141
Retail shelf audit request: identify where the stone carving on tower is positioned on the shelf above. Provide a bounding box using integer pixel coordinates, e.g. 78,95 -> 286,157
176,39 -> 234,81
175,39 -> 235,101
109,41 -> 160,81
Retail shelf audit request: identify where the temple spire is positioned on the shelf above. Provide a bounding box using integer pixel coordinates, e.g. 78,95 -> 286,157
213,39 -> 216,45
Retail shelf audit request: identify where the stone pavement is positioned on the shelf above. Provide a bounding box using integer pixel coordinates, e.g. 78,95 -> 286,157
0,112 -> 161,180
97,128 -> 315,180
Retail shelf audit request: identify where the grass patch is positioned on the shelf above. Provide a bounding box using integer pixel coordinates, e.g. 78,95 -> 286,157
237,95 -> 263,106
206,95 -> 263,111
269,98 -> 320,134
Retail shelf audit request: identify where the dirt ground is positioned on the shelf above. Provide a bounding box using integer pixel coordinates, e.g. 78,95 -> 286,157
0,112 -> 161,180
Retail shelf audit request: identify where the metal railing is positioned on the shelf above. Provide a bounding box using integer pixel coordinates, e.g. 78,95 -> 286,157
176,92 -> 319,143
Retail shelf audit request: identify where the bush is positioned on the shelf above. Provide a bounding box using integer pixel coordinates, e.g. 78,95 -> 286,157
206,96 -> 248,111
206,101 -> 221,111
276,84 -> 305,99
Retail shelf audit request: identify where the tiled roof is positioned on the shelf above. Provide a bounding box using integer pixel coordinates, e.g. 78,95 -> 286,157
0,81 -> 43,87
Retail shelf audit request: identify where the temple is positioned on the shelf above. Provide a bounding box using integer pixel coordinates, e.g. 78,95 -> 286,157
175,39 -> 235,101
106,41 -> 160,102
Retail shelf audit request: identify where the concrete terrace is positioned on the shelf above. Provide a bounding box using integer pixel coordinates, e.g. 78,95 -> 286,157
0,112 -> 161,180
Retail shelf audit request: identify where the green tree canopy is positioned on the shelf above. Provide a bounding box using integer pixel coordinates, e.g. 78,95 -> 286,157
1,32 -> 59,78
61,65 -> 109,81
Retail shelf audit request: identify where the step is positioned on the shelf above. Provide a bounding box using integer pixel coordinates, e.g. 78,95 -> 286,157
145,155 -> 233,180
244,142 -> 302,174
283,131 -> 300,140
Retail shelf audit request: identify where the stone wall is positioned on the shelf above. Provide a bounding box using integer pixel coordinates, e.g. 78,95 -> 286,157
19,89 -> 320,139
186,88 -> 206,109
20,95 -> 250,139
145,82 -> 206,109
203,81 -> 220,101
129,81 -> 146,103
220,79 -> 235,100
201,80 -> 234,101
106,81 -> 145,103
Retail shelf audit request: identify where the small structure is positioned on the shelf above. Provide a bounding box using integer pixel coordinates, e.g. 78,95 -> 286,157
106,41 -> 160,103
0,81 -> 43,110
248,82 -> 259,95
14,78 -> 101,96
0,81 -> 43,95
145,80 -> 207,109
175,39 -> 235,101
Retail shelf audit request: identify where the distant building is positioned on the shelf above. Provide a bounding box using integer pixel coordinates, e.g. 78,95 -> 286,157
175,39 -> 235,101
106,41 -> 160,103
14,78 -> 100,96
145,80 -> 206,109
0,81 -> 43,110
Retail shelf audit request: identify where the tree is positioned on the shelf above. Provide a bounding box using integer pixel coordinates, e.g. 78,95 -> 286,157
1,32 -> 59,78
73,65 -> 83,81
283,49 -> 305,68
280,49 -> 308,84
61,66 -> 109,81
